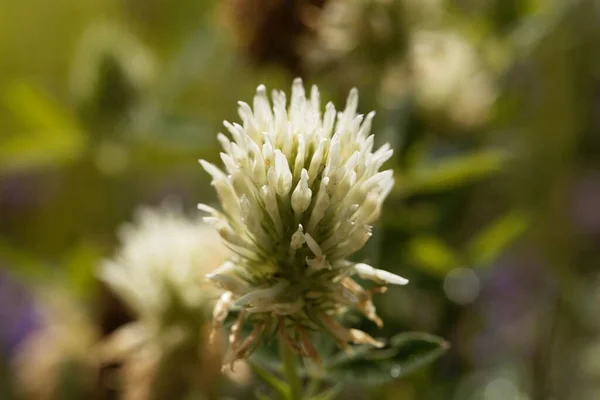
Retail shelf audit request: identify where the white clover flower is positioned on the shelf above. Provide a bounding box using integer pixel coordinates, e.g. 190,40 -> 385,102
99,204 -> 229,398
303,0 -> 442,71
304,0 -> 392,68
101,204 -> 228,321
409,30 -> 495,128
200,79 -> 408,367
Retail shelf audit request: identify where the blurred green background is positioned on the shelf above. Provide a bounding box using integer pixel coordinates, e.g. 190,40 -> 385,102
2,0 -> 600,398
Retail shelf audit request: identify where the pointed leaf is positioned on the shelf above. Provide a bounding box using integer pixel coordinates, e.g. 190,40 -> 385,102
395,149 -> 506,196
255,390 -> 275,400
324,332 -> 449,386
405,236 -> 461,277
0,81 -> 85,171
251,362 -> 291,400
63,241 -> 104,300
467,211 -> 530,267
310,384 -> 343,400
4,81 -> 79,131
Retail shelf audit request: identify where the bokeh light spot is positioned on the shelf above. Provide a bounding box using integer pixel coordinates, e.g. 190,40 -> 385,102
443,267 -> 480,305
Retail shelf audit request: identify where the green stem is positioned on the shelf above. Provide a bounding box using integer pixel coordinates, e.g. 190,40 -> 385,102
305,378 -> 321,399
279,338 -> 303,400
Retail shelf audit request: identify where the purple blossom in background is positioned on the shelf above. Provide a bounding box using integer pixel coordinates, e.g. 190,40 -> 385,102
0,268 -> 42,360
0,171 -> 59,209
470,247 -> 554,366
571,172 -> 600,234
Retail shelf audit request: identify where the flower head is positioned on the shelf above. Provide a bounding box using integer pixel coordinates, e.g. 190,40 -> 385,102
200,79 -> 407,367
101,204 -> 227,320
99,204 -> 229,398
409,30 -> 495,128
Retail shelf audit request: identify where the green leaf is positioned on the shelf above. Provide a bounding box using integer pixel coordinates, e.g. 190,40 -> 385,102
0,130 -> 86,171
0,81 -> 86,171
310,384 -> 343,400
466,211 -> 530,267
3,81 -> 79,131
0,240 -> 48,281
304,378 -> 322,399
255,390 -> 275,400
63,241 -> 104,300
405,236 -> 461,277
251,362 -> 290,400
388,332 -> 450,373
395,149 -> 506,196
324,332 -> 449,386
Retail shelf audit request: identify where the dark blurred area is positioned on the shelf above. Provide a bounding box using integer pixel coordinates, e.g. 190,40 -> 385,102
2,0 -> 600,399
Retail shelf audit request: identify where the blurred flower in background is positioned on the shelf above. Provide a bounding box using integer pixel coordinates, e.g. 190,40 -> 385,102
99,203 -> 229,399
303,0 -> 407,87
300,0 -> 498,135
221,0 -> 327,75
0,271 -> 41,360
408,29 -> 495,129
11,288 -> 100,400
70,22 -> 156,129
69,22 -> 158,178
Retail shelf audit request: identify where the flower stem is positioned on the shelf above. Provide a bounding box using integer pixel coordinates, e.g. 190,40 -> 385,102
279,338 -> 302,400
